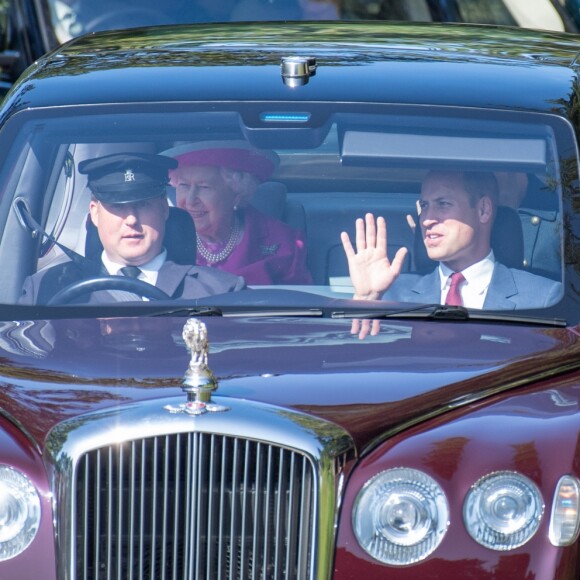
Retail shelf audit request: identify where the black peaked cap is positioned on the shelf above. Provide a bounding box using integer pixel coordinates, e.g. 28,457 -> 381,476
78,153 -> 178,204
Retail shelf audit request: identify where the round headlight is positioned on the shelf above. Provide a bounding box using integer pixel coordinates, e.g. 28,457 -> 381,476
463,471 -> 543,550
353,467 -> 449,566
0,465 -> 41,561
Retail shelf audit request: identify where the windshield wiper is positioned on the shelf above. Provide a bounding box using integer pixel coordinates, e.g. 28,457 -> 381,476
332,304 -> 567,326
332,304 -> 469,320
149,306 -> 324,318
149,306 -> 224,317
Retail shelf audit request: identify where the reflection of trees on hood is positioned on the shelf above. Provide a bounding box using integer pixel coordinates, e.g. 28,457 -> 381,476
32,22 -> 580,80
0,320 -> 55,359
0,381 -> 128,447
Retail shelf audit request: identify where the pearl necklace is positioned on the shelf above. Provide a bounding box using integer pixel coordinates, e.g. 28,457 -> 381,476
197,216 -> 242,264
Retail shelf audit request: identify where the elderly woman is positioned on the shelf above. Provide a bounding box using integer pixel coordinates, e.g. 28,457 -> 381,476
162,141 -> 312,285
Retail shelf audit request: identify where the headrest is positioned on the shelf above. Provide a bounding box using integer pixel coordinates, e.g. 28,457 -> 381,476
252,181 -> 287,220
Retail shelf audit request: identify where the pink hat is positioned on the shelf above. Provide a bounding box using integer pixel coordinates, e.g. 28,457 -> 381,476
161,140 -> 279,182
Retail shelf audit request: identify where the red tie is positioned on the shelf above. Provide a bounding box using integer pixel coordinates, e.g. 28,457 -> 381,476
445,272 -> 465,306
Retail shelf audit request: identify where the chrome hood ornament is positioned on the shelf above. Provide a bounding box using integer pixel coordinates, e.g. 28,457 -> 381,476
164,318 -> 229,415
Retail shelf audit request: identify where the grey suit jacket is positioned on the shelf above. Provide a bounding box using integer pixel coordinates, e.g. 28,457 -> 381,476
384,262 -> 562,310
19,259 -> 246,305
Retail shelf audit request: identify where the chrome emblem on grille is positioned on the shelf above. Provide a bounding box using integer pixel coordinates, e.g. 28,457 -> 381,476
164,318 -> 229,415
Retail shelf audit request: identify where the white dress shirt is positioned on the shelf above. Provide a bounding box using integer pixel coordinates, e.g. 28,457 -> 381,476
438,251 -> 495,309
101,249 -> 167,300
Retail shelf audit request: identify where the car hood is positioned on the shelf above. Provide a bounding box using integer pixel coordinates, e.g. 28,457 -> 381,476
0,316 -> 577,452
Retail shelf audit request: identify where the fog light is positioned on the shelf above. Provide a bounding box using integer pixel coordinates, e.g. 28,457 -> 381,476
353,467 -> 449,565
464,471 -> 543,550
0,466 -> 41,560
549,475 -> 580,546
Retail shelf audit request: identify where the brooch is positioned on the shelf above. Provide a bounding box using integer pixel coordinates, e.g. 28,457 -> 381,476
260,243 -> 280,256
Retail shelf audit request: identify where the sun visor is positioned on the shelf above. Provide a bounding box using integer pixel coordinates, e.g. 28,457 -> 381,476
340,130 -> 548,171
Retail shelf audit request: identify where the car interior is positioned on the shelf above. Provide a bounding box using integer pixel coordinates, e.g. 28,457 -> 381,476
0,105 -> 566,306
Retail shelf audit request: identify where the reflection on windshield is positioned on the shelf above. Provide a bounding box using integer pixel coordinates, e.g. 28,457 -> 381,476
47,0 -> 567,43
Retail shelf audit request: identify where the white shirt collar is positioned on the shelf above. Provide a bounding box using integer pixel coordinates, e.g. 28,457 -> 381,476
101,248 -> 167,287
438,251 -> 495,309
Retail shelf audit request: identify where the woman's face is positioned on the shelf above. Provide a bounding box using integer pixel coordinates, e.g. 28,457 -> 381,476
173,165 -> 237,241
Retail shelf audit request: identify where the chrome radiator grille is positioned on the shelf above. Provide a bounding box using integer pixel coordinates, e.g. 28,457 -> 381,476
74,433 -> 315,579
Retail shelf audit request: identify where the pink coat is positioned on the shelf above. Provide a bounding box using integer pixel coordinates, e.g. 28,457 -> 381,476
196,205 -> 313,285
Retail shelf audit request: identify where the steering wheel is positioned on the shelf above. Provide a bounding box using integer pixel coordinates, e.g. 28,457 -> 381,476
48,276 -> 171,305
83,8 -> 173,33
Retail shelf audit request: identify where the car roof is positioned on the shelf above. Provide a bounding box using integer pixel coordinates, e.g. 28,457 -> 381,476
4,22 -> 580,117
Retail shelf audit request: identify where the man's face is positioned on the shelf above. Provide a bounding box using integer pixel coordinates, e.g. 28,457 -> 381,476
89,196 -> 169,266
418,173 -> 492,272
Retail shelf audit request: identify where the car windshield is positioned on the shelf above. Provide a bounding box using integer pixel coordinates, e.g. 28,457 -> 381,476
46,0 -> 571,43
0,103 -> 572,320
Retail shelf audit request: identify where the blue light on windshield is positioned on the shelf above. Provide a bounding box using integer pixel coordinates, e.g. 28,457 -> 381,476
260,112 -> 311,123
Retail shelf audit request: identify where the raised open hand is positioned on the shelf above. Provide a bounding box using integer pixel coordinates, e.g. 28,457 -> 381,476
341,213 -> 408,339
341,213 -> 408,301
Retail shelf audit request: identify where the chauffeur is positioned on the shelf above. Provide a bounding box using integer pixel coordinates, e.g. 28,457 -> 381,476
19,153 -> 246,305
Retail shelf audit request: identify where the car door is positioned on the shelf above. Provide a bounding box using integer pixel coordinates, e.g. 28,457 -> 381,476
0,0 -> 54,91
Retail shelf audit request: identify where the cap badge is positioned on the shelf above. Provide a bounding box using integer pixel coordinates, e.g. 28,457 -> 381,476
124,169 -> 136,182
164,318 -> 229,416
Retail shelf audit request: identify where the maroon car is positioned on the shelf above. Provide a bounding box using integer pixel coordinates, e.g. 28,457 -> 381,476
0,19 -> 577,580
